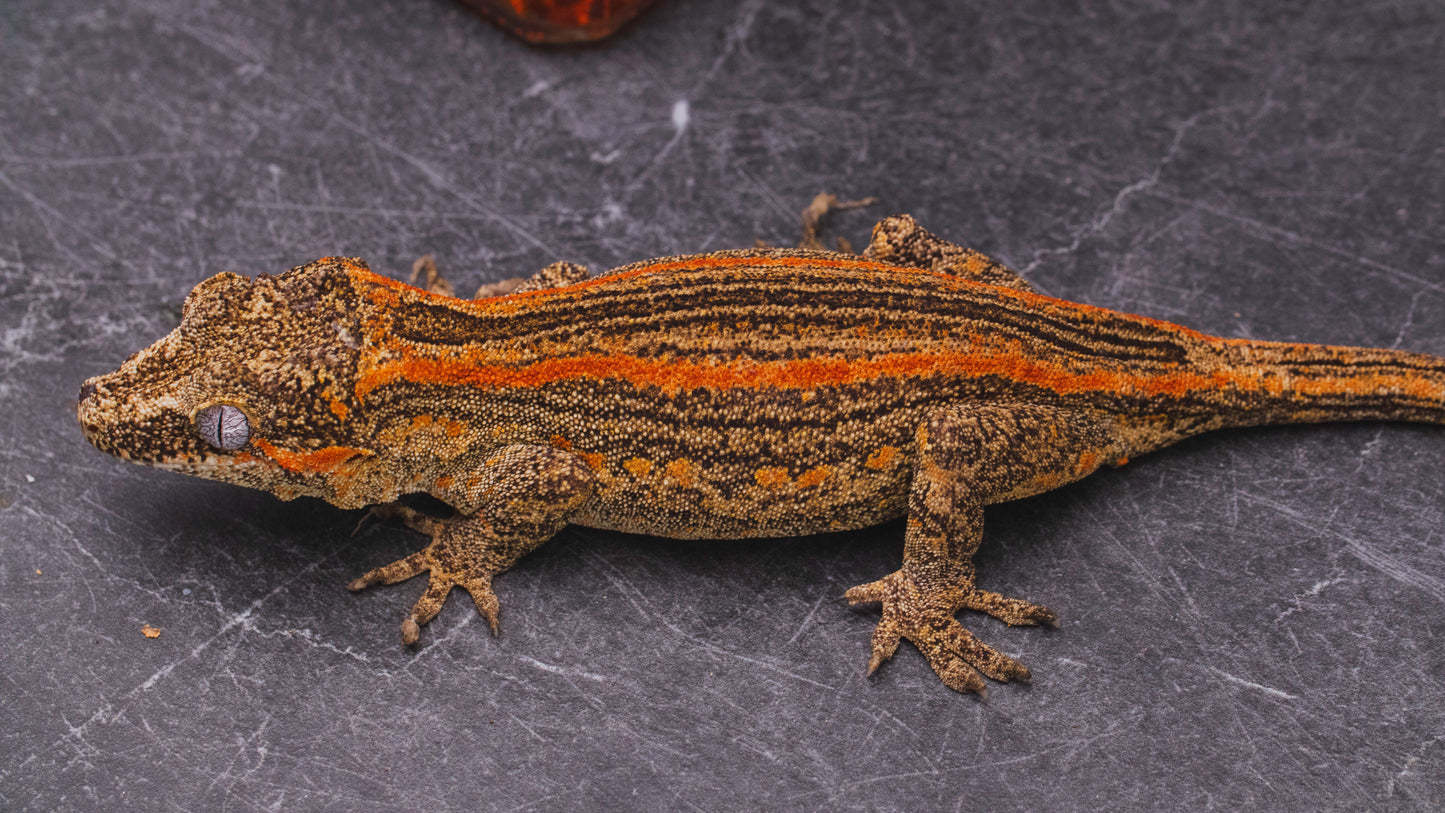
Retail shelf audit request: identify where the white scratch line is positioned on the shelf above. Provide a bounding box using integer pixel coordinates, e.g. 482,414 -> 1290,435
1241,493 -> 1445,603
517,655 -> 607,682
1022,113 -> 1200,275
786,588 -> 829,645
1208,667 -> 1298,700
1148,192 -> 1442,292
662,621 -> 835,689
1344,539 -> 1445,604
54,586 -> 283,758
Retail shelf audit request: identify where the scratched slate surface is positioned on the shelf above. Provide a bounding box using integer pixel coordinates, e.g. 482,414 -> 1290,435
3,0 -> 1444,809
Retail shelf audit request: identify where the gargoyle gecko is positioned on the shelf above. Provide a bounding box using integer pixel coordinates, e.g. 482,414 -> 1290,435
77,215 -> 1445,694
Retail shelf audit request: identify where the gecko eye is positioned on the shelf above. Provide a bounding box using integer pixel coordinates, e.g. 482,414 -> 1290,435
196,404 -> 251,451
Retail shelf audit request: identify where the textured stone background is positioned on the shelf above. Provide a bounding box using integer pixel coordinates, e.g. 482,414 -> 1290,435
3,1 -> 1443,809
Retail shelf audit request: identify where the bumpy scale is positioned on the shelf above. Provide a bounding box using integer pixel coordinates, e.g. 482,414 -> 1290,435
77,215 -> 1445,695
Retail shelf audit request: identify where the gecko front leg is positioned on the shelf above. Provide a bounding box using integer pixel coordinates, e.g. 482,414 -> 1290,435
847,405 -> 1128,694
349,444 -> 598,643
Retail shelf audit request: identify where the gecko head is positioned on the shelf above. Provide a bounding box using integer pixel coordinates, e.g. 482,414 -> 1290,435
77,257 -> 384,507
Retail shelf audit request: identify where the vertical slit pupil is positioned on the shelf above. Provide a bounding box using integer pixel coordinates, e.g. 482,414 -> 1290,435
199,405 -> 250,450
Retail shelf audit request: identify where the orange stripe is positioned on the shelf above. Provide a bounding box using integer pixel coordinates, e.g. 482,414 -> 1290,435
251,437 -> 373,474
345,256 -> 1445,405
356,342 -> 1445,402
355,347 -> 1259,400
350,253 -> 1223,339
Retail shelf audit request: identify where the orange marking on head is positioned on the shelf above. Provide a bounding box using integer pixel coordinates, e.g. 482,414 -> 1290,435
1075,451 -> 1100,474
754,467 -> 791,488
250,438 -> 372,474
329,399 -> 349,420
865,446 -> 899,470
795,466 -> 833,489
550,435 -> 574,451
580,452 -> 605,471
435,475 -> 453,489
624,457 -> 653,478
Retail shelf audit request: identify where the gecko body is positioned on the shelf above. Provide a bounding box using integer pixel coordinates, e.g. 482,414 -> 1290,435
77,216 -> 1445,694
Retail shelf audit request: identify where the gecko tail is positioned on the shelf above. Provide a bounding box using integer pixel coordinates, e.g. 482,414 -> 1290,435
1207,338 -> 1445,430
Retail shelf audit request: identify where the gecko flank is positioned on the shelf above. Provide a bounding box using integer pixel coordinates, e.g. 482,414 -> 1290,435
77,215 -> 1445,695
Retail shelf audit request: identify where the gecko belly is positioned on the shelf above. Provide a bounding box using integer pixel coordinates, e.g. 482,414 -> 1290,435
573,463 -> 913,539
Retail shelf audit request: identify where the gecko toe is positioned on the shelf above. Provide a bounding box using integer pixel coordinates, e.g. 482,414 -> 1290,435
865,620 -> 901,674
401,616 -> 422,645
845,579 -> 889,605
350,549 -> 431,590
960,589 -> 1058,628
462,577 -> 501,635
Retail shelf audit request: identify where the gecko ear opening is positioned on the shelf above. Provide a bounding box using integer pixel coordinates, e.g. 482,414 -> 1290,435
195,403 -> 252,451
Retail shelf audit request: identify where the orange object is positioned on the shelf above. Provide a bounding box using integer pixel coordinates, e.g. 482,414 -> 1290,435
456,0 -> 662,44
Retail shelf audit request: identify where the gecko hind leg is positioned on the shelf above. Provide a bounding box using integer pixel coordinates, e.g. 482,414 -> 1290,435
405,254 -> 592,300
865,214 -> 1037,294
846,404 -> 1126,695
472,260 -> 591,299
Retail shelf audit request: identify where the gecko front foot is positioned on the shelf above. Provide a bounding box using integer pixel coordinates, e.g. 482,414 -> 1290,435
845,571 -> 1051,695
348,506 -> 503,643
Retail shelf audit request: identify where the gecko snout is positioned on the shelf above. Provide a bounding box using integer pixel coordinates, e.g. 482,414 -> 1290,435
76,376 -> 112,449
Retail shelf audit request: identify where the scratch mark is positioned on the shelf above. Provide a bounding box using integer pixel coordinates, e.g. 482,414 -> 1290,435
786,587 -> 829,645
517,655 -> 607,682
1207,666 -> 1299,700
693,0 -> 765,94
506,712 -> 548,743
1147,192 -> 1443,293
1391,290 -> 1428,349
662,621 -> 835,690
579,548 -> 654,622
1241,493 -> 1445,603
1022,113 -> 1201,275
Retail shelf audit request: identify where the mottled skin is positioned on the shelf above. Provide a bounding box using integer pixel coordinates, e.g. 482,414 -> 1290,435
77,216 -> 1445,695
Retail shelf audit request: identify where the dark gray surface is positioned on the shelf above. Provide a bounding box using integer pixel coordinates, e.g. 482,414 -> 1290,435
4,0 -> 1444,809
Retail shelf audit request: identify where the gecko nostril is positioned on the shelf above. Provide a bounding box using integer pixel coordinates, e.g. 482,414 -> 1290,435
79,380 -> 99,403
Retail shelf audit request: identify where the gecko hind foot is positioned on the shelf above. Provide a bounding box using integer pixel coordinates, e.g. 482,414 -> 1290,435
348,539 -> 502,643
846,571 -> 1040,695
